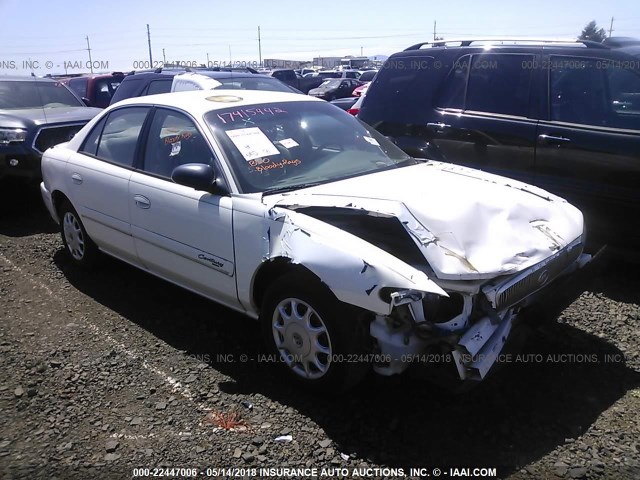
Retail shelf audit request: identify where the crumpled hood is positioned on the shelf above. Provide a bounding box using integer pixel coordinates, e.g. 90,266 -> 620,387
265,161 -> 584,280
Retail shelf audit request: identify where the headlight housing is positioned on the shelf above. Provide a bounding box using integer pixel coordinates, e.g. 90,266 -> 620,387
0,128 -> 27,145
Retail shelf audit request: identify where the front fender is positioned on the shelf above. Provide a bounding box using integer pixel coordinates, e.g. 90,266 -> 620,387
264,207 -> 446,315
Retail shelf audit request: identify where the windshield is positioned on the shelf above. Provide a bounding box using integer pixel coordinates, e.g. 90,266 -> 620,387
214,77 -> 296,93
205,101 -> 414,194
0,81 -> 83,109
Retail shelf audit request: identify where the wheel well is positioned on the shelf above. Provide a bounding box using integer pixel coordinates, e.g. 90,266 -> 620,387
252,258 -> 322,311
51,190 -> 71,216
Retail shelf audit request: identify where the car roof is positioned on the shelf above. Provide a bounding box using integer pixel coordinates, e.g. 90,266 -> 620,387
112,89 -> 323,116
0,75 -> 62,83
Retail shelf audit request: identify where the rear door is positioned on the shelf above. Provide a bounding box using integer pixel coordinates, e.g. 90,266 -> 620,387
129,107 -> 238,307
534,54 -> 640,241
66,106 -> 150,263
431,52 -> 539,184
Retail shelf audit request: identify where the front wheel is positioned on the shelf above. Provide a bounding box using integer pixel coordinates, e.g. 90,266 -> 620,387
260,272 -> 371,393
59,200 -> 99,268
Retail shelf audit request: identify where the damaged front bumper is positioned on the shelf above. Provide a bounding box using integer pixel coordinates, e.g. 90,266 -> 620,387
370,236 -> 590,382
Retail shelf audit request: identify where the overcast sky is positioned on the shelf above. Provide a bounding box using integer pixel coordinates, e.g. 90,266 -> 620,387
1,0 -> 639,75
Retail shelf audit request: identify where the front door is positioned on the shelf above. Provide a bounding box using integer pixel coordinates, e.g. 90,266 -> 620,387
129,107 -> 238,308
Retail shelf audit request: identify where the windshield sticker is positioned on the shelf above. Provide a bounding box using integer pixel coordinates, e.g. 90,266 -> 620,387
363,136 -> 380,146
226,127 -> 280,161
216,106 -> 288,124
278,138 -> 299,149
170,141 -> 181,156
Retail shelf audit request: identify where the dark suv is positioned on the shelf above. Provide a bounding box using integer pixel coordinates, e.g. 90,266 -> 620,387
0,76 -> 101,182
110,69 -> 299,105
358,39 -> 640,246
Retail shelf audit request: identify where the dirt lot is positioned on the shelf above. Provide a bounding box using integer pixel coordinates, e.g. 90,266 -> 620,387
1,180 -> 639,480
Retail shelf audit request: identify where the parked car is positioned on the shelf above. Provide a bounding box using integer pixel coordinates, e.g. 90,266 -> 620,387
347,93 -> 365,116
357,70 -> 378,82
41,89 -> 587,391
329,96 -> 358,111
359,39 -> 640,247
352,82 -> 370,97
110,69 -> 299,105
312,70 -> 361,79
0,76 -> 101,182
265,69 -> 325,94
61,72 -> 125,108
308,78 -> 363,100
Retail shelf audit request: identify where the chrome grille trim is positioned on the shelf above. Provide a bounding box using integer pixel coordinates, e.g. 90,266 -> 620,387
483,237 -> 583,310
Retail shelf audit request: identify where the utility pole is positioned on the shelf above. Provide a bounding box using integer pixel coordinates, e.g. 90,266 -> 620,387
258,26 -> 262,67
360,46 -> 363,56
609,17 -> 614,37
206,52 -> 210,67
433,20 -> 436,41
146,24 -> 153,66
228,45 -> 232,65
85,35 -> 94,73
162,48 -> 166,64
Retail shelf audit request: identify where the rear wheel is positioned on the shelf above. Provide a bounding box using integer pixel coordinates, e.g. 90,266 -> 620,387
59,201 -> 99,268
260,272 -> 371,393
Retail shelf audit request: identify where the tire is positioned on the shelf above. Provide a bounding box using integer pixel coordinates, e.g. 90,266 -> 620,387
260,272 -> 371,393
58,200 -> 99,268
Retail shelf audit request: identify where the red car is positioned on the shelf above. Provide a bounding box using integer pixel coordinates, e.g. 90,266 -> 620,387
61,73 -> 125,108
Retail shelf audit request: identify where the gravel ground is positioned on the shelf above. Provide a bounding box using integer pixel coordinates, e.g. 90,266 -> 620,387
0,180 -> 639,480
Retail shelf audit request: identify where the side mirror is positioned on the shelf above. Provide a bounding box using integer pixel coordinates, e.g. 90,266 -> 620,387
171,163 -> 217,191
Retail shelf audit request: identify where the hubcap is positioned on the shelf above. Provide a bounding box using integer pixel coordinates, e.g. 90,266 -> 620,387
272,298 -> 332,380
63,212 -> 85,261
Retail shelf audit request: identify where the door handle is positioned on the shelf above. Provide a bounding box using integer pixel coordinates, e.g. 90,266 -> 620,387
133,195 -> 150,209
427,122 -> 452,132
538,134 -> 571,145
71,173 -> 83,185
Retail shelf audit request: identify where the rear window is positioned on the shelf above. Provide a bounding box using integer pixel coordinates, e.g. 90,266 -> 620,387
358,71 -> 377,82
68,78 -> 88,98
358,56 -> 436,127
109,77 -> 144,104
465,54 -> 533,117
146,79 -> 172,95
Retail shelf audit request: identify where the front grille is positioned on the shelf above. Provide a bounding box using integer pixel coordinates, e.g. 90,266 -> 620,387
489,240 -> 582,310
33,124 -> 86,154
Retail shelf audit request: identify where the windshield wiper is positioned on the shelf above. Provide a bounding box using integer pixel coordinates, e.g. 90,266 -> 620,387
262,181 -> 325,197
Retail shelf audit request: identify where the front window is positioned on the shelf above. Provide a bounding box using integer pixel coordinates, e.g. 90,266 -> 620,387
205,101 -> 414,194
0,81 -> 83,109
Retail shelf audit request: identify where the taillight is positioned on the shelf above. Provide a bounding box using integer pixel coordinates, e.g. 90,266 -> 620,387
347,108 -> 359,116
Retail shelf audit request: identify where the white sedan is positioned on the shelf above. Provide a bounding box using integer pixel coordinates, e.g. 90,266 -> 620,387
41,90 -> 588,391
